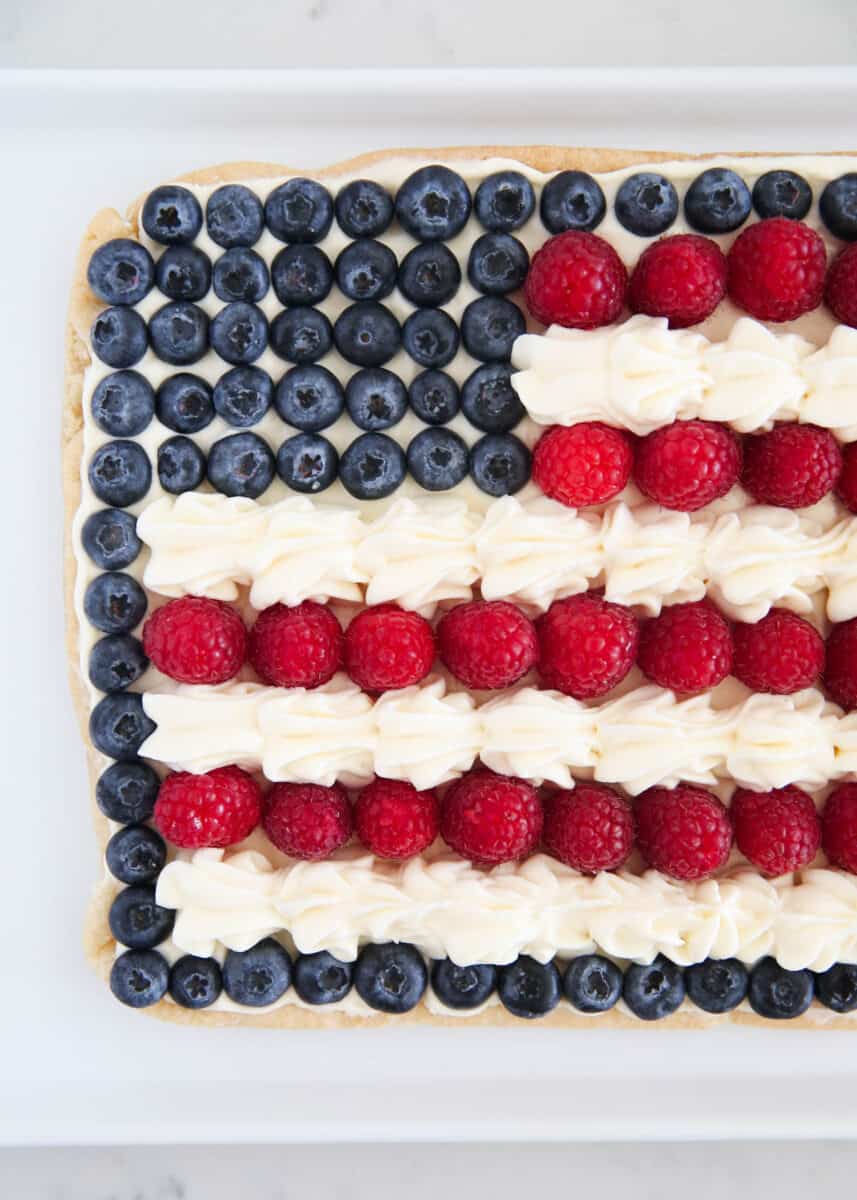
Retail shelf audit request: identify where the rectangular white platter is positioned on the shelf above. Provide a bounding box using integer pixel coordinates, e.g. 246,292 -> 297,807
2,66 -> 857,1146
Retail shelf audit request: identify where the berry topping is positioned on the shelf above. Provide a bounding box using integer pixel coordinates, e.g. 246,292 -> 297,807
335,179 -> 394,239
540,170 -> 606,234
638,600 -> 733,694
461,296 -> 526,362
815,963 -> 857,1013
354,942 -> 427,1013
748,957 -> 813,1019
264,178 -> 333,244
84,571 -> 147,635
89,632 -> 148,693
397,242 -> 461,307
407,427 -> 469,491
753,170 -> 812,221
741,422 -> 841,509
532,421 -> 633,508
91,370 -> 155,438
89,439 -> 151,507
431,960 -> 497,1010
110,949 -> 169,1008
402,308 -> 459,368
142,185 -> 202,245
825,618 -> 857,710
293,950 -> 352,1005
344,603 -> 435,691
627,234 -> 727,328
90,693 -> 155,761
820,173 -> 857,241
623,955 -> 685,1020
731,784 -> 821,875
154,766 -> 262,849
207,431 -> 275,499
470,433 -> 531,496
262,782 -> 352,860
524,230 -> 627,330
88,238 -> 155,306
438,599 -> 538,690
81,509 -> 142,571
395,165 -> 471,241
335,239 -> 397,302
684,168 -> 751,234
276,432 -> 338,494
156,373 -> 214,434
213,365 -> 273,428
334,301 -> 401,367
212,247 -> 269,303
635,784 -> 732,880
149,300 -> 208,366
275,364 -> 344,432
354,778 -> 439,860
210,301 -> 268,366
635,419 -> 740,510
143,596 -> 246,685
269,307 -> 333,364
91,306 -> 148,368
542,782 -> 634,873
727,217 -> 826,322
96,760 -> 160,825
614,172 -> 679,237
169,956 -> 222,1009
250,600 -> 342,689
731,608 -> 824,694
685,958 -> 748,1014
346,367 -> 408,431
497,956 -> 561,1019
474,170 -> 536,233
108,884 -> 175,950
460,363 -> 524,433
440,768 -> 542,865
825,243 -> 857,329
157,435 -> 206,494
206,183 -> 264,248
563,954 -> 623,1014
271,244 -> 333,306
105,824 -> 166,886
340,432 -> 406,500
155,244 -> 211,302
536,593 -> 638,700
822,782 -> 857,873
409,370 -> 459,425
467,233 -> 529,295
223,938 -> 293,1007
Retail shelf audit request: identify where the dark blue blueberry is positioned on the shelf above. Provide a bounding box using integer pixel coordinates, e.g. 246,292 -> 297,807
88,633 -> 148,693
397,242 -> 461,307
155,244 -> 211,301
91,370 -> 155,437
685,957 -> 748,1014
684,168 -> 752,234
340,432 -> 406,500
206,183 -> 264,248
335,179 -> 394,239
156,373 -> 214,434
335,239 -> 397,302
169,955 -> 223,1009
474,170 -> 535,233
623,955 -> 685,1021
354,942 -> 427,1013
81,509 -> 141,571
271,244 -> 334,306
110,948 -> 169,1008
84,572 -> 147,634
88,440 -> 151,507
223,939 -> 293,1007
294,950 -> 353,1005
210,301 -> 268,365
461,363 -> 524,432
149,301 -> 209,366
470,433 -> 531,496
157,435 -> 206,494
815,962 -> 857,1013
207,432 -> 275,498
563,954 -> 623,1014
91,307 -> 148,369
615,172 -> 679,237
409,370 -> 459,426
431,959 -> 496,1010
540,171 -> 606,233
212,247 -> 269,303
108,883 -> 174,950
748,957 -> 814,1019
87,238 -> 155,306
345,367 -> 408,431
334,302 -> 401,367
753,170 -> 812,221
270,307 -> 333,364
395,165 -> 471,241
276,432 -> 338,494
96,760 -> 160,825
407,427 -> 469,492
105,824 -> 166,885
497,955 -> 561,1019
265,178 -> 333,243
461,296 -> 525,363
467,233 -> 529,296
820,174 -> 857,240
90,692 -> 156,761
274,364 -> 344,432
142,184 -> 203,245
402,308 -> 458,368
213,365 -> 273,427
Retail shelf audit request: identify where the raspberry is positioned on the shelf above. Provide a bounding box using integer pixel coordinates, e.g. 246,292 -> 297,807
437,600 -> 538,691
344,604 -> 435,692
635,784 -> 732,881
154,766 -> 261,849
262,782 -> 352,860
825,243 -> 857,328
249,601 -> 342,689
628,234 -> 727,328
824,618 -> 857,710
532,422 -> 633,508
542,782 -> 634,873
727,217 -> 827,322
634,420 -> 741,511
354,778 -> 439,860
822,783 -> 857,874
441,769 -> 542,865
524,230 -> 627,330
741,423 -> 842,509
732,608 -> 824,694
142,596 -> 246,685
536,593 -> 638,699
835,442 -> 857,513
638,601 -> 733,693
731,785 -> 821,875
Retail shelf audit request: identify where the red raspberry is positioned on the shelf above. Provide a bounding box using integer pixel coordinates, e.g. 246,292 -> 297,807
634,420 -> 741,511
532,422 -> 633,508
536,593 -> 638,699
142,596 -> 246,685
262,782 -> 352,860
344,604 -> 435,692
437,600 -> 538,691
638,601 -> 733,694
825,243 -> 857,329
732,608 -> 824,694
628,234 -> 727,328
249,601 -> 342,689
731,785 -> 821,875
154,766 -> 261,849
440,768 -> 542,865
822,783 -> 857,874
835,442 -> 857,513
354,778 -> 439,860
542,782 -> 634,873
524,230 -> 627,330
741,423 -> 842,509
824,618 -> 857,710
727,217 -> 826,322
635,784 -> 732,881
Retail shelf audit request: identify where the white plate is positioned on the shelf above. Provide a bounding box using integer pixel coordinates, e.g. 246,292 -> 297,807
3,66 -> 857,1147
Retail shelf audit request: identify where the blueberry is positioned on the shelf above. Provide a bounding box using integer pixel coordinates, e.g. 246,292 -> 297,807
81,509 -> 141,571
335,179 -> 394,239
345,367 -> 408,431
265,178 -> 334,243
142,184 -> 203,245
269,307 -> 333,364
623,955 -> 685,1021
748,957 -> 814,1019
210,301 -> 268,365
470,433 -> 531,496
91,370 -> 155,437
276,432 -> 338,494
540,171 -> 606,233
354,942 -> 427,1013
105,824 -> 166,885
395,165 -> 472,241
84,572 -> 147,634
212,247 -> 269,303
467,233 -> 529,296
820,174 -> 857,240
90,692 -> 156,761
497,955 -> 561,1019
274,364 -> 344,432
294,950 -> 353,1005
407,427 -> 469,492
753,170 -> 812,221
88,633 -> 148,693
157,435 -> 206,494
213,365 -> 273,427
563,954 -> 623,1014
96,760 -> 160,824
271,244 -> 333,306
91,307 -> 148,368
149,301 -> 208,366
409,370 -> 459,426
402,309 -> 458,369
340,432 -> 406,500
615,172 -> 679,237
474,170 -> 536,233
334,302 -> 401,367
155,244 -> 212,301
108,883 -> 174,950
207,432 -> 275,498
460,363 -> 524,432
206,183 -> 264,248
431,959 -> 496,1010
223,939 -> 293,1007
461,296 -> 525,363
815,962 -> 857,1013
397,243 -> 461,307
684,168 -> 752,234
110,948 -> 169,1008
169,955 -> 223,1009
88,440 -> 151,507
684,958 -> 748,1014
335,240 -> 397,302
87,238 -> 155,306
156,373 -> 214,434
